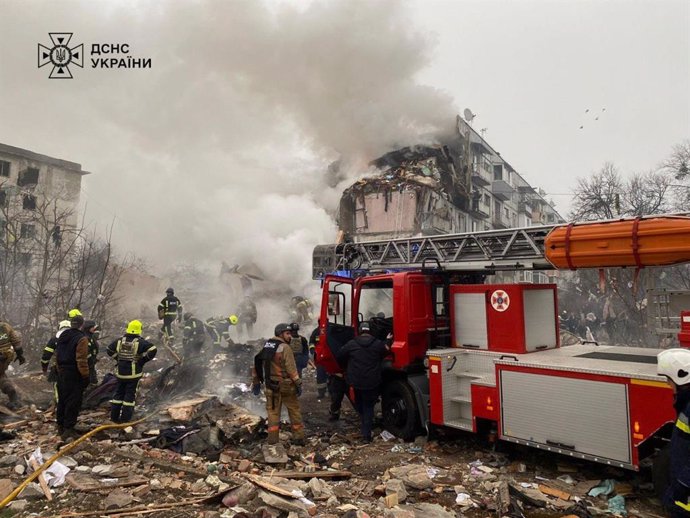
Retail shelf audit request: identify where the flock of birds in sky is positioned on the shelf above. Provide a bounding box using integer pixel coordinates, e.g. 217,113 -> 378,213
579,107 -> 606,130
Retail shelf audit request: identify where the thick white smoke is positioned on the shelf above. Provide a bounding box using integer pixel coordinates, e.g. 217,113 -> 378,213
0,0 -> 455,316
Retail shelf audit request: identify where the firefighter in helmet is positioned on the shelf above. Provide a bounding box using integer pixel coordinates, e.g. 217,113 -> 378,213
83,320 -> 100,385
205,315 -> 239,349
657,348 -> 690,517
236,296 -> 257,340
289,296 -> 313,326
182,312 -> 206,358
158,288 -> 182,341
288,323 -> 310,377
0,321 -> 24,409
251,323 -> 304,445
107,320 -> 157,423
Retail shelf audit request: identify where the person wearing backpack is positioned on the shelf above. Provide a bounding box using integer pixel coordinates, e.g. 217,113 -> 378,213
107,320 -> 157,423
251,323 -> 304,445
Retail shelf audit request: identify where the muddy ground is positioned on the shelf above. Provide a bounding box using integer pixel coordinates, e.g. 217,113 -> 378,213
0,344 -> 669,517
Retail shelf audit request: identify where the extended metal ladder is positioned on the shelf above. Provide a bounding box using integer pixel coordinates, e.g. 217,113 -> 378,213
312,224 -> 558,278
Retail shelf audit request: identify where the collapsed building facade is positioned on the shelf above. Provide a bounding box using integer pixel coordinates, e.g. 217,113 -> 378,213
337,116 -> 564,251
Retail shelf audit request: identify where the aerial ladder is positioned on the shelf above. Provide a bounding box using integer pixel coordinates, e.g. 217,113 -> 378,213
313,214 -> 690,476
313,215 -> 690,278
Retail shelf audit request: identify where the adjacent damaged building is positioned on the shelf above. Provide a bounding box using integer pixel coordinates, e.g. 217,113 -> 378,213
337,116 -> 564,242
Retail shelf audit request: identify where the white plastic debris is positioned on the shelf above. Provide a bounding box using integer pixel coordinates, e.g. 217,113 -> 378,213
380,430 -> 396,441
455,492 -> 472,505
28,447 -> 70,487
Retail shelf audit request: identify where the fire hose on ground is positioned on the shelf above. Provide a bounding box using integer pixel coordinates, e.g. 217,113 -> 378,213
0,413 -> 154,509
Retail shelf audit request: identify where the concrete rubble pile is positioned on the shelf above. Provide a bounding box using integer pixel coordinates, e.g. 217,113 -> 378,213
0,345 -> 667,517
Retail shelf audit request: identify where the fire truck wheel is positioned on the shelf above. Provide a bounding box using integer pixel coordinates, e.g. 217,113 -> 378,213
652,446 -> 671,500
382,380 -> 419,441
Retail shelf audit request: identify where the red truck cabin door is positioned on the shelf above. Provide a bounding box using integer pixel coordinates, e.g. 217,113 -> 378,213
317,275 -> 355,374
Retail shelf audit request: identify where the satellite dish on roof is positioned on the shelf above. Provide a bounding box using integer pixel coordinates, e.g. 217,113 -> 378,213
463,108 -> 476,123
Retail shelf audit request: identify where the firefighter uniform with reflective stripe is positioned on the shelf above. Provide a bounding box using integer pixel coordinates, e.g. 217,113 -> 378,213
205,318 -> 232,348
252,336 -> 303,444
0,323 -> 22,407
107,334 -> 156,423
183,316 -> 206,358
158,295 -> 182,340
666,387 -> 690,517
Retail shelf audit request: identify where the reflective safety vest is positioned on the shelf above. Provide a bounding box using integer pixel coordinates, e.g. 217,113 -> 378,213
109,336 -> 156,380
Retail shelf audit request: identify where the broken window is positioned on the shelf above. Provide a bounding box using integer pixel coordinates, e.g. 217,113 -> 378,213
17,167 -> 39,187
22,194 -> 36,210
483,194 -> 490,205
494,200 -> 502,220
0,161 -> 9,177
493,164 -> 503,181
20,223 -> 35,239
0,190 -> 6,208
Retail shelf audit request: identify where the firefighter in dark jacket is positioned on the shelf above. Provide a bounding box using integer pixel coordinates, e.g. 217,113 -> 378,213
107,320 -> 157,423
251,323 -> 304,445
336,321 -> 389,443
55,315 -> 90,439
42,320 -> 72,403
84,320 -> 100,385
205,315 -> 239,349
236,296 -> 257,340
309,324 -> 328,399
0,321 -> 24,410
158,288 -> 182,341
658,348 -> 690,517
288,323 -> 310,377
182,312 -> 206,358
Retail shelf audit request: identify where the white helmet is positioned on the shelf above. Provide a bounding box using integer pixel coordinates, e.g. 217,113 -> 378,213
657,348 -> 690,386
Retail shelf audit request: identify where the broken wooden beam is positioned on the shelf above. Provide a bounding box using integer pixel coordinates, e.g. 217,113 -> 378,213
56,496 -> 208,517
28,457 -> 52,501
263,470 -> 352,480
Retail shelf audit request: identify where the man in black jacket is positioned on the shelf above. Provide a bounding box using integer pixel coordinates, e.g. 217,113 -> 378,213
336,321 -> 389,443
55,315 -> 90,440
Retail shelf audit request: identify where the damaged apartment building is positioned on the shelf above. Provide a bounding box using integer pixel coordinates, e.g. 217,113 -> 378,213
337,115 -> 564,246
0,143 -> 87,271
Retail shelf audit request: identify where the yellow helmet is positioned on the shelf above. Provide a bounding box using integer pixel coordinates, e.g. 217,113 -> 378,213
126,320 -> 143,335
68,308 -> 82,318
228,314 -> 239,325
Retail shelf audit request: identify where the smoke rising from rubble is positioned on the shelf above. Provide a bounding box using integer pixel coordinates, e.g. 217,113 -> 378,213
0,0 -> 455,313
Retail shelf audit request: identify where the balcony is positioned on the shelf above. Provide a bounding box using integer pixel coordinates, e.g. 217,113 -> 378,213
492,217 -> 508,229
471,170 -> 490,187
518,201 -> 532,218
491,179 -> 515,201
469,204 -> 490,219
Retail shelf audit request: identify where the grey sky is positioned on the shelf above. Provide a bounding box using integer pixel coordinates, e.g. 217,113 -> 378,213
411,0 -> 690,212
0,0 -> 688,289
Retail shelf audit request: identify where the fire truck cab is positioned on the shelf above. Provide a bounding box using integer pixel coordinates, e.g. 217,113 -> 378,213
316,221 -> 682,471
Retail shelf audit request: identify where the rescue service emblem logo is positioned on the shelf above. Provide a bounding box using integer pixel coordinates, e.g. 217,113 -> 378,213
490,290 -> 510,312
38,33 -> 84,78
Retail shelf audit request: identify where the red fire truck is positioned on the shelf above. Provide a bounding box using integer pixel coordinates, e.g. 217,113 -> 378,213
312,215 -> 690,471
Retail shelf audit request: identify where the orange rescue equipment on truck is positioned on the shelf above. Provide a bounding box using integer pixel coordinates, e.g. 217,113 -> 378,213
544,216 -> 690,270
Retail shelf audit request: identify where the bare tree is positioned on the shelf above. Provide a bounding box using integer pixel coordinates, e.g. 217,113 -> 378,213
624,170 -> 672,216
0,182 -> 129,358
569,163 -> 622,220
661,140 -> 690,180
570,164 -> 672,221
